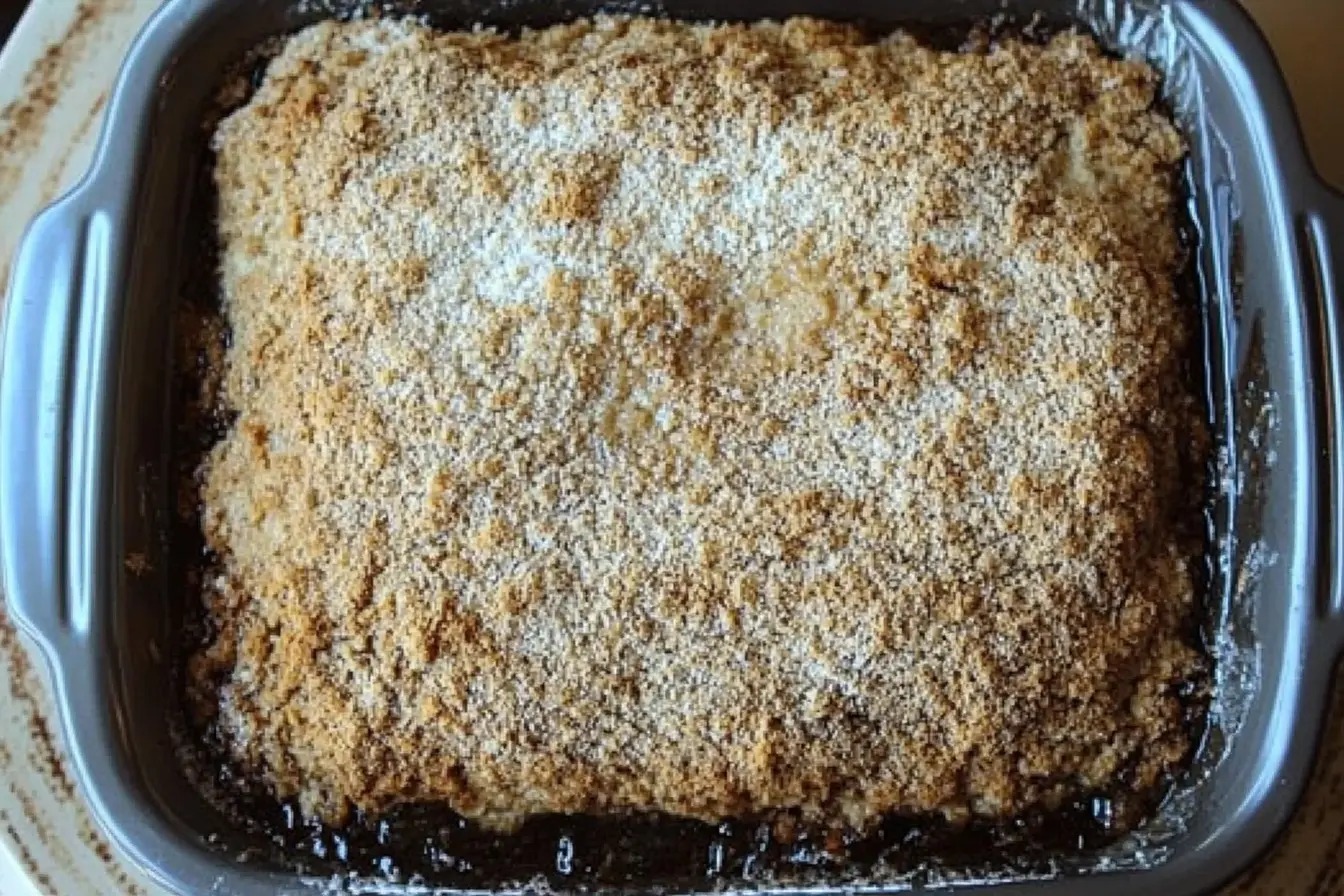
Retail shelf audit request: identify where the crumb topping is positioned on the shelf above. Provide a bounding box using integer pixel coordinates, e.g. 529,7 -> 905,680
195,16 -> 1202,829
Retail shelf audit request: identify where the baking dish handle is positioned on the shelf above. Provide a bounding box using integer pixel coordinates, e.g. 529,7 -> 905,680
0,192 -> 92,653
1309,182 -> 1344,658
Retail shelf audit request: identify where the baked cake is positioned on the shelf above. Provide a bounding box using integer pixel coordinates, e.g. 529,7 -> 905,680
192,16 -> 1203,831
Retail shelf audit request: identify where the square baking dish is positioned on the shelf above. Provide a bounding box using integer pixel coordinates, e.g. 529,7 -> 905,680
3,0 -> 1344,893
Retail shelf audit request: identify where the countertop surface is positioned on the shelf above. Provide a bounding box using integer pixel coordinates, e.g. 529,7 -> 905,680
0,1 -> 1342,893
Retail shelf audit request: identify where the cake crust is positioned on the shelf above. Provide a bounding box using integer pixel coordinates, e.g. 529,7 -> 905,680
194,16 -> 1203,830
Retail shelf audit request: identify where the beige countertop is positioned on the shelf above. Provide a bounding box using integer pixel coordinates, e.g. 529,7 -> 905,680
0,0 -> 1340,893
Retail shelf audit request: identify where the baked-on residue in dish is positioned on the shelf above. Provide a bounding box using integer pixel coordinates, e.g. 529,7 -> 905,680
194,16 -> 1204,830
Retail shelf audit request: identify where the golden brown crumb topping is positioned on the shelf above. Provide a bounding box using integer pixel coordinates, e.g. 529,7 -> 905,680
194,16 -> 1202,830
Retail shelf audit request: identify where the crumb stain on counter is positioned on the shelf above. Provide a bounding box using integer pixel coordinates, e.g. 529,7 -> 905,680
0,609 -> 148,895
0,0 -> 127,204
34,90 -> 107,204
